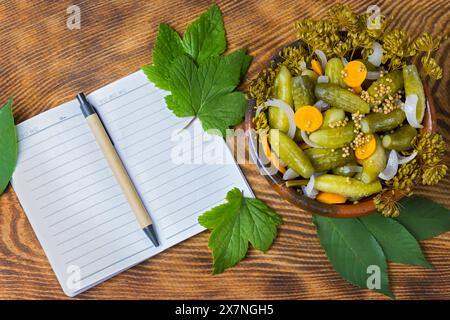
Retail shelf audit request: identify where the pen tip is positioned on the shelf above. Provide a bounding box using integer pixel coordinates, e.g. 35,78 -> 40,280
143,225 -> 160,247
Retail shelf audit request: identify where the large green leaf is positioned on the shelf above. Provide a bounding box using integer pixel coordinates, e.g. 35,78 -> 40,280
0,98 -> 18,194
313,215 -> 392,297
360,214 -> 431,268
395,197 -> 450,240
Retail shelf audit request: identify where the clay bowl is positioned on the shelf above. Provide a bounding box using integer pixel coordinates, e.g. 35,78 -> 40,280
245,42 -> 437,218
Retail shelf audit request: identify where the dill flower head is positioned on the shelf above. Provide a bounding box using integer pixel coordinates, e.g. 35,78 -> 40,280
421,55 -> 443,79
374,190 -> 401,218
327,4 -> 360,32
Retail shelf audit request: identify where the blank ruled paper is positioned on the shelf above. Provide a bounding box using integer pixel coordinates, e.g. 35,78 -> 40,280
11,71 -> 253,296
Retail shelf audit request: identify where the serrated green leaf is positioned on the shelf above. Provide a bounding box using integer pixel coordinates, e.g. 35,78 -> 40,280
313,215 -> 392,297
395,196 -> 450,240
142,23 -> 185,90
182,4 -> 226,64
199,188 -> 282,274
360,214 -> 431,268
166,49 -> 250,135
0,98 -> 18,194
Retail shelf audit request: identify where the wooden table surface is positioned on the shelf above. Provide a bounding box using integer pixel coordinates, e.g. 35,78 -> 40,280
0,0 -> 449,300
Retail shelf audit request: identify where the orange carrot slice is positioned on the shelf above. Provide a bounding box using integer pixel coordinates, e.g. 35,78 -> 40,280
343,61 -> 367,88
294,106 -> 323,132
355,134 -> 377,160
260,133 -> 271,159
316,192 -> 347,204
311,59 -> 323,76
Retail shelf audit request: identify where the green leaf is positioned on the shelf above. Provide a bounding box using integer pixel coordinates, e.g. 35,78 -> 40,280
143,23 -> 185,91
198,188 -> 282,274
360,214 -> 431,268
166,49 -> 250,135
313,215 -> 392,297
395,196 -> 450,240
0,98 -> 18,194
182,4 -> 226,64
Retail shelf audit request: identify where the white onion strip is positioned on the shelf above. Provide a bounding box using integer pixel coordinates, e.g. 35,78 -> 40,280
339,165 -> 363,174
401,94 -> 423,128
317,75 -> 329,83
302,174 -> 318,199
264,99 -> 296,139
397,151 -> 417,165
300,60 -> 307,71
341,57 -> 348,66
379,150 -> 399,180
366,71 -> 381,80
368,41 -> 382,67
314,100 -> 330,111
315,49 -> 327,71
283,168 -> 300,180
255,104 -> 265,116
301,130 -> 323,148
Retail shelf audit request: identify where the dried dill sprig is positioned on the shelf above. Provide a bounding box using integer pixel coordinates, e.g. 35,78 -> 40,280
421,55 -> 443,79
279,46 -> 308,76
376,133 -> 448,216
247,67 -> 278,107
253,111 -> 269,134
327,3 -> 360,32
374,190 -> 402,218
412,32 -> 443,52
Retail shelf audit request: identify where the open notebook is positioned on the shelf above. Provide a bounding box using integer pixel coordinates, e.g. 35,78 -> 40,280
11,71 -> 253,296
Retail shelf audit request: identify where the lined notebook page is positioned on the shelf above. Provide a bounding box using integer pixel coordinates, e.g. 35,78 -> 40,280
12,71 -> 253,296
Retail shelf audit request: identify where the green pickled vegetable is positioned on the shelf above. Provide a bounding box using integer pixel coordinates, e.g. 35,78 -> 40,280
382,125 -> 417,151
360,135 -> 387,184
367,70 -> 404,104
301,69 -> 318,83
360,109 -> 405,134
314,174 -> 382,199
403,64 -> 426,123
308,122 -> 356,148
315,83 -> 370,114
269,130 -> 314,178
325,58 -> 346,88
321,108 -> 346,128
285,179 -> 308,188
268,65 -> 293,132
292,75 -> 315,110
305,148 -> 355,172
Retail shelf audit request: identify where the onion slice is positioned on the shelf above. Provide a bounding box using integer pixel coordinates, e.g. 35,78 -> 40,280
379,150 -> 399,180
315,49 -> 327,71
314,100 -> 330,111
341,57 -> 349,66
401,94 -> 423,128
368,41 -> 382,67
302,174 -> 318,199
301,130 -> 323,148
317,75 -> 329,83
283,168 -> 300,180
397,151 -> 417,165
264,99 -> 297,139
300,60 -> 307,71
339,165 -> 363,174
255,104 -> 265,117
366,71 -> 381,80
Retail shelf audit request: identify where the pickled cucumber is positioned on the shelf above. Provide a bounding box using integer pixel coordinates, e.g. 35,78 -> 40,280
314,174 -> 382,199
308,122 -> 356,148
360,135 -> 387,184
325,58 -> 346,88
367,70 -> 404,104
382,125 -> 417,151
269,130 -> 314,178
360,109 -> 405,134
292,75 -> 315,110
321,108 -> 346,128
268,65 -> 293,132
403,64 -> 426,123
305,148 -> 355,172
315,83 -> 370,114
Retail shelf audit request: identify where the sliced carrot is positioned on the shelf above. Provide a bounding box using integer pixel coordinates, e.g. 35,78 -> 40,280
294,106 -> 323,132
260,133 -> 271,159
343,61 -> 367,88
316,192 -> 347,204
270,152 -> 286,174
311,59 -> 323,76
355,134 -> 377,160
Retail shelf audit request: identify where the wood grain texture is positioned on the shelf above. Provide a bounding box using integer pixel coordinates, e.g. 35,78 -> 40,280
0,0 -> 449,300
